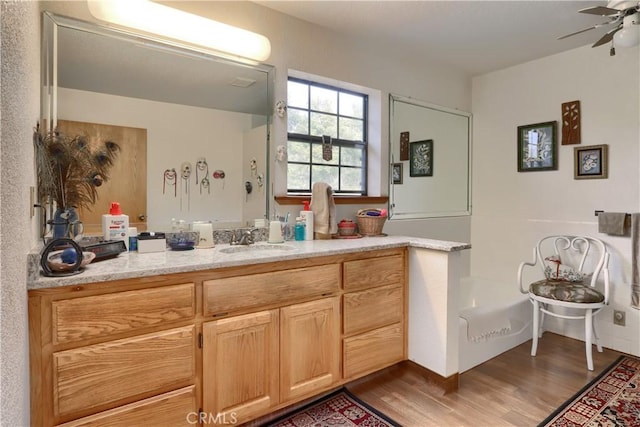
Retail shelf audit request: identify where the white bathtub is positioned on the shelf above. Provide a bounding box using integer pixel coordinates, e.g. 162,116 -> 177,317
458,277 -> 533,372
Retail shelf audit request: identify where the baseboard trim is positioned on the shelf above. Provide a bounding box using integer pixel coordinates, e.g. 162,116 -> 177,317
402,360 -> 459,393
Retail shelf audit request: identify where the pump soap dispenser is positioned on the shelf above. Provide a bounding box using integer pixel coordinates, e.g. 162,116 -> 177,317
102,202 -> 130,249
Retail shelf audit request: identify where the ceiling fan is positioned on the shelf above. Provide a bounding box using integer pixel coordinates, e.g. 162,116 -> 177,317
558,0 -> 640,55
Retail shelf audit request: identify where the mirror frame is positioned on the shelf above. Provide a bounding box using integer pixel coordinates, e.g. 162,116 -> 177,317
40,11 -> 275,228
388,94 -> 472,220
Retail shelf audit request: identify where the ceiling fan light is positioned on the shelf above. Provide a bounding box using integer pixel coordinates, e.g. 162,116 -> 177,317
613,26 -> 640,47
613,13 -> 640,48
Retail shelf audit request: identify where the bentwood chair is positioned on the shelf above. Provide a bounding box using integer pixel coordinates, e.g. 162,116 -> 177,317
517,235 -> 610,370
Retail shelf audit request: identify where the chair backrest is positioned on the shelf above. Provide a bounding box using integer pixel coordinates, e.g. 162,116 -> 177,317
534,235 -> 611,301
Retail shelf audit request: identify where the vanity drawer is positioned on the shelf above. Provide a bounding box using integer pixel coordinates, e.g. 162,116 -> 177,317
53,325 -> 196,418
203,264 -> 340,317
52,283 -> 195,345
343,283 -> 403,336
343,323 -> 404,380
343,254 -> 404,291
56,386 -> 197,427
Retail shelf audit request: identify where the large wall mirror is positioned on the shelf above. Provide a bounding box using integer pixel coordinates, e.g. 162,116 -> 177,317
389,94 -> 471,219
41,12 -> 274,233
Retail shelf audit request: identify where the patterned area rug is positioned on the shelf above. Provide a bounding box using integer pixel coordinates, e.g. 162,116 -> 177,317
264,388 -> 401,427
539,355 -> 640,427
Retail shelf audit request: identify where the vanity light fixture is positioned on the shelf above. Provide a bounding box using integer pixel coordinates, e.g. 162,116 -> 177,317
87,0 -> 271,62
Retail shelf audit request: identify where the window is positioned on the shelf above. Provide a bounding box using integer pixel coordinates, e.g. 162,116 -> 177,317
287,77 -> 368,195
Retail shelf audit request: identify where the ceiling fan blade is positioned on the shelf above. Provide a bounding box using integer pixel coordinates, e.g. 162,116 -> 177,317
592,26 -> 622,47
557,21 -> 613,40
579,6 -> 622,16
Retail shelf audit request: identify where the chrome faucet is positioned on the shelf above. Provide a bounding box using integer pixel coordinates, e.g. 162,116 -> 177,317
230,228 -> 259,245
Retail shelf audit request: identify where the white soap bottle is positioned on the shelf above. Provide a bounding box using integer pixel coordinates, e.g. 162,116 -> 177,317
300,201 -> 314,241
102,202 -> 130,249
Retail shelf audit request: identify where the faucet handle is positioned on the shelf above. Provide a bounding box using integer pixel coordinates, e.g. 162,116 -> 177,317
243,229 -> 255,244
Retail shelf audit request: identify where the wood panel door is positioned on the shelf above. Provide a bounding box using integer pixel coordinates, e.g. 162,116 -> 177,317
56,120 -> 147,233
202,310 -> 279,424
280,297 -> 340,403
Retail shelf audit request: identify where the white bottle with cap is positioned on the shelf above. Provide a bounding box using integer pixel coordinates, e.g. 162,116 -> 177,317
300,201 -> 314,241
102,202 -> 130,249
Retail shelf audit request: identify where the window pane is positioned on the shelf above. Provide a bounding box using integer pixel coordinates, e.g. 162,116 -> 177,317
339,92 -> 363,118
340,167 -> 364,192
287,140 -> 311,163
312,142 -> 339,165
341,146 -> 364,167
310,112 -> 337,138
339,117 -> 363,141
310,86 -> 337,114
288,81 -> 308,109
287,163 -> 310,190
311,165 -> 339,188
288,109 -> 308,134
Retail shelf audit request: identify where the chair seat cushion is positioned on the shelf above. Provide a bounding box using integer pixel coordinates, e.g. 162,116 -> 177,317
529,279 -> 605,303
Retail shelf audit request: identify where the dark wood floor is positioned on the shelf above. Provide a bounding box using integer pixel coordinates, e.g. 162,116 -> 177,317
347,333 -> 624,427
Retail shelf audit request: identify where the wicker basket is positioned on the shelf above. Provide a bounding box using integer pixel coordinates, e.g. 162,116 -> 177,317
356,209 -> 387,236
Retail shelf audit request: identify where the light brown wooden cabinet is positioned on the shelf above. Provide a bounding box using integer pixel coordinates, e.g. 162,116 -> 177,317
342,253 -> 406,380
280,297 -> 340,402
202,296 -> 340,424
29,248 -> 406,426
202,309 -> 279,423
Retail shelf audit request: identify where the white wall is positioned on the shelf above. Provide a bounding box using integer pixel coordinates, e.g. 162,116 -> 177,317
58,88 -> 259,229
471,45 -> 640,356
1,2 -> 40,425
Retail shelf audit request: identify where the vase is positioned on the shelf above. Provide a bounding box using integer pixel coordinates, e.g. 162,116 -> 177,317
52,207 -> 83,240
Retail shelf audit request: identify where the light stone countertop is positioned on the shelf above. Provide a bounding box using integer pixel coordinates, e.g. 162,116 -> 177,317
27,235 -> 470,290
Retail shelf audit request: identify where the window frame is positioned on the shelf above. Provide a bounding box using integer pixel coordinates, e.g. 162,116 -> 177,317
286,77 -> 369,195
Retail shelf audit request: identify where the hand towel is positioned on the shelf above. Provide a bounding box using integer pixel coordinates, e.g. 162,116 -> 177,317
598,212 -> 627,235
631,213 -> 640,309
310,182 -> 337,239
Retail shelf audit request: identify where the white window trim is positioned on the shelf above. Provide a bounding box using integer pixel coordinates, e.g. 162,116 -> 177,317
287,69 -> 382,196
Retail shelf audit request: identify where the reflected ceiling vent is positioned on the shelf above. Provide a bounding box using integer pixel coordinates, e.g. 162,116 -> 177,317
230,77 -> 257,88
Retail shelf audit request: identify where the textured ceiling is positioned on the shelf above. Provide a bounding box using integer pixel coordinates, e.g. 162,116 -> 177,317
255,0 -> 615,76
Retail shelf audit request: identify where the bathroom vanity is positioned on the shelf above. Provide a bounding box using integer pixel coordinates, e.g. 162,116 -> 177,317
27,237 -> 468,426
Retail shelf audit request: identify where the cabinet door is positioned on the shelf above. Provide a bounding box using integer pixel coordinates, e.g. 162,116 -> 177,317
280,297 -> 340,403
202,310 -> 279,424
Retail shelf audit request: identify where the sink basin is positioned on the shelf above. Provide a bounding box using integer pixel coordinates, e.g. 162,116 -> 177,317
219,244 -> 297,254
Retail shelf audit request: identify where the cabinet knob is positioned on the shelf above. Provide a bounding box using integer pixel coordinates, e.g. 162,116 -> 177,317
138,214 -> 146,221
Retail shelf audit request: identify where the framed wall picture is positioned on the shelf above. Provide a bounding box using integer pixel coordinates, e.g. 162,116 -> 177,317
409,139 -> 433,177
392,163 -> 403,184
517,121 -> 557,172
574,144 -> 608,179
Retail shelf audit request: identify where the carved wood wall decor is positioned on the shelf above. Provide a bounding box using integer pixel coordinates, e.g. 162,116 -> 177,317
561,100 -> 581,145
399,131 -> 409,161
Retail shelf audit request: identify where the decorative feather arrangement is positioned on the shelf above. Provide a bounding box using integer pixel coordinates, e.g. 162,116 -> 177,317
34,124 -> 121,211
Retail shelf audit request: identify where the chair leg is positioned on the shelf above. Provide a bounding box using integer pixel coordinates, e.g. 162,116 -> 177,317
593,317 -> 603,353
585,309 -> 594,371
539,307 -> 545,338
531,300 -> 539,357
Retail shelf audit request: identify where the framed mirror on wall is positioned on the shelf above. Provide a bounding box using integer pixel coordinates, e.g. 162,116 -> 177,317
40,12 -> 274,234
389,94 -> 471,220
